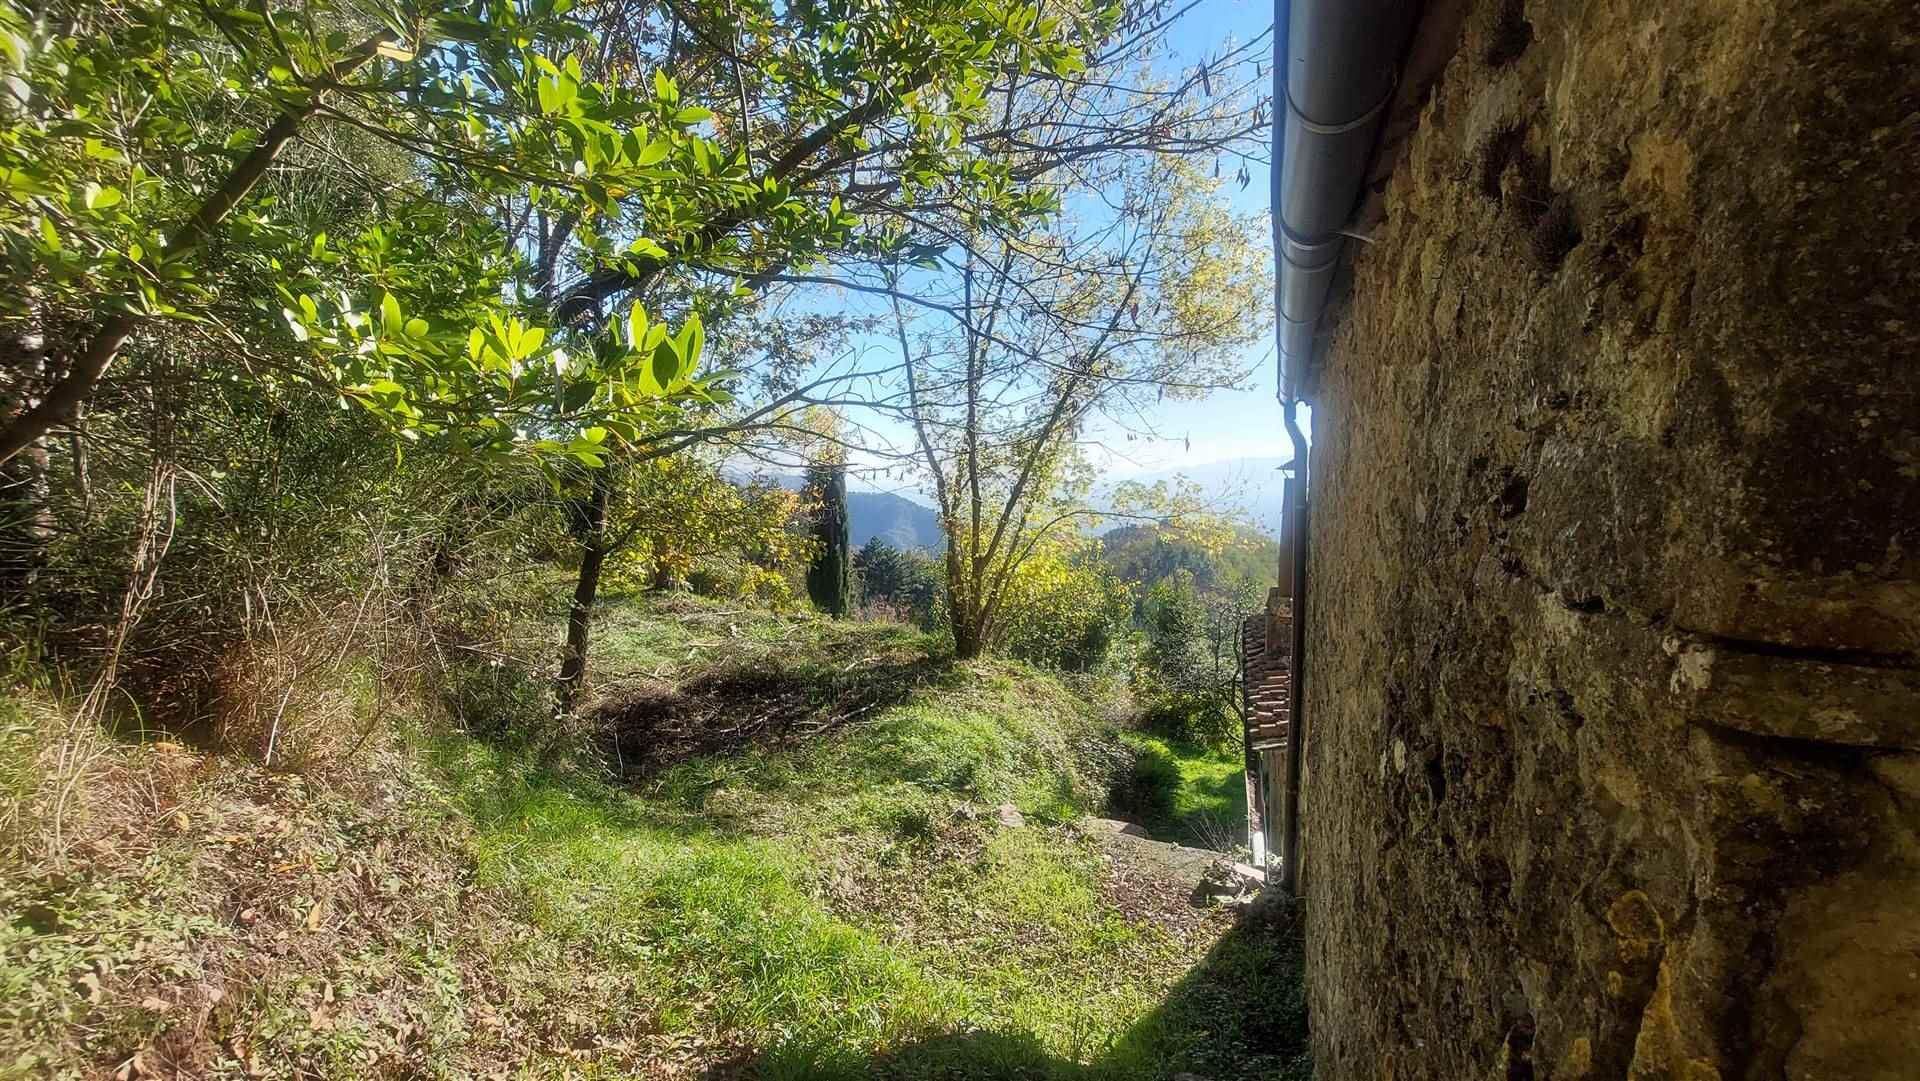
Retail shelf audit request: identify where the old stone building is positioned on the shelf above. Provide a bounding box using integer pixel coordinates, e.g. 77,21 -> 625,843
1276,0 -> 1920,1076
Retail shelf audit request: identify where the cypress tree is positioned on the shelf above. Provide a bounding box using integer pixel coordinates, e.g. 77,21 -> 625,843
805,461 -> 851,617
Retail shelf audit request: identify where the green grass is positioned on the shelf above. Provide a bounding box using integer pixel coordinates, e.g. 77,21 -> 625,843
1,597 -> 1308,1079
426,617 -> 1125,1067
1115,733 -> 1249,851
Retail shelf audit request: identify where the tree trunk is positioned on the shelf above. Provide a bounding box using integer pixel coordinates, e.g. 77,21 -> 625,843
555,467 -> 612,716
950,608 -> 985,660
0,436 -> 51,604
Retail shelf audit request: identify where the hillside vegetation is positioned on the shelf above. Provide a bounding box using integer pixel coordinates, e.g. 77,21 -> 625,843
0,0 -> 1293,1075
2,598 -> 1306,1080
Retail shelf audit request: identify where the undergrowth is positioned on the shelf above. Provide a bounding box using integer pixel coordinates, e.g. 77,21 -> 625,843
0,597 -> 1308,1080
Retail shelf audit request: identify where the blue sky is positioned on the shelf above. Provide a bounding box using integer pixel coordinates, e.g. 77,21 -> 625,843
759,0 -> 1296,502
1083,0 -> 1285,480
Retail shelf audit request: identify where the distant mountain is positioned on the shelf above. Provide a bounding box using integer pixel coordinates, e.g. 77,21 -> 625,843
741,456 -> 1289,553
746,472 -> 946,552
1095,456 -> 1292,536
846,490 -> 944,551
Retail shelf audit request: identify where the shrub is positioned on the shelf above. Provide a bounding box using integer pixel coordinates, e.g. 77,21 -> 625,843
994,542 -> 1133,672
1134,570 -> 1251,745
854,538 -> 944,628
440,654 -> 554,742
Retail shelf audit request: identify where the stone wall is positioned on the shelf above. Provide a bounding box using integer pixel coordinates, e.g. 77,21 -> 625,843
1300,0 -> 1920,1077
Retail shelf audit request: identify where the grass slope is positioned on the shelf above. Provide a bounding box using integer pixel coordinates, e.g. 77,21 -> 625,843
1,598 -> 1308,1079
1111,734 -> 1249,852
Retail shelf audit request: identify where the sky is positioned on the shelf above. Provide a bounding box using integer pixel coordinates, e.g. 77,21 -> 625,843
1084,0 -> 1286,480
754,0 -> 1300,504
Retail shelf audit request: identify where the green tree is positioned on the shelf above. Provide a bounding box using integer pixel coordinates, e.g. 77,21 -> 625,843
0,0 -> 717,472
1136,569 -> 1255,745
1101,519 -> 1280,611
854,538 -> 942,626
803,459 -> 851,618
586,455 -> 811,600
890,161 -> 1271,659
993,535 -> 1132,671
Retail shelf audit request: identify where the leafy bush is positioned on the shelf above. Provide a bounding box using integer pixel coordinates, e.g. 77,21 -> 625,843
854,538 -> 944,627
1134,570 -> 1250,745
994,541 -> 1133,672
595,456 -> 812,603
441,655 -> 554,742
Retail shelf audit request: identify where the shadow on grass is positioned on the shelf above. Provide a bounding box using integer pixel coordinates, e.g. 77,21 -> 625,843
1109,736 -> 1250,852
593,649 -> 958,779
730,893 -> 1312,1081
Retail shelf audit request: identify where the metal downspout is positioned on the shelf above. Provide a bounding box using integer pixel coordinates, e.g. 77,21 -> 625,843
1279,401 -> 1309,894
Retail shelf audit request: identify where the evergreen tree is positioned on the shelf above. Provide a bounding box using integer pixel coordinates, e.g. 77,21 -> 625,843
804,462 -> 850,618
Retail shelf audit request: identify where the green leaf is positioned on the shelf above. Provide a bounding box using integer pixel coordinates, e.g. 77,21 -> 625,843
431,13 -> 490,42
82,183 -> 122,210
625,301 -> 648,349
636,138 -> 669,167
85,138 -> 124,165
561,380 -> 597,413
673,105 -> 713,124
677,312 -> 704,372
380,292 -> 403,331
652,338 -> 681,388
404,317 -> 429,338
2,168 -> 57,197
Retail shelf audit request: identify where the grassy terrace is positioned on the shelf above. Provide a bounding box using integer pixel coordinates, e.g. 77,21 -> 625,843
2,598 -> 1307,1079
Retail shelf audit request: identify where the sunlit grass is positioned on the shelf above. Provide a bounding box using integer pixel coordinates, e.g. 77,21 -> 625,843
2,596 -> 1308,1079
1117,733 -> 1248,850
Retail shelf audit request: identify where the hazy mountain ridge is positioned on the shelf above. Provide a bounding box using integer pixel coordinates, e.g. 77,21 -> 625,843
742,456 -> 1289,551
742,472 -> 946,551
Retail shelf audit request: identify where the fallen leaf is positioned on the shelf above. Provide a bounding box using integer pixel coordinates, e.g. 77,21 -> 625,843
306,899 -> 327,931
